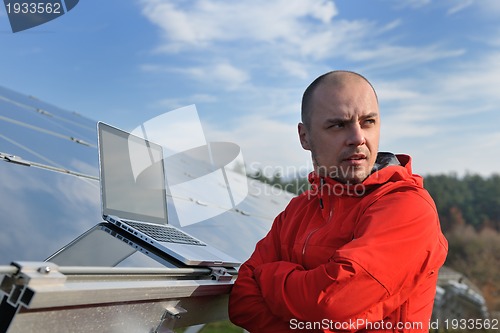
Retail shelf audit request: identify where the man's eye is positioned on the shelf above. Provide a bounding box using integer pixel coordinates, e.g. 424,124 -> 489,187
329,122 -> 344,129
364,119 -> 376,126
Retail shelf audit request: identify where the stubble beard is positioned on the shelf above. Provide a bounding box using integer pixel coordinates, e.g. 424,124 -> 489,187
311,152 -> 371,184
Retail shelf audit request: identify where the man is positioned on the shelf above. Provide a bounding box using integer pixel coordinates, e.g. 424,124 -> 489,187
228,70 -> 448,332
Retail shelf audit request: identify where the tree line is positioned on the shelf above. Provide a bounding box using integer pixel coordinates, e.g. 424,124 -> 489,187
424,174 -> 500,232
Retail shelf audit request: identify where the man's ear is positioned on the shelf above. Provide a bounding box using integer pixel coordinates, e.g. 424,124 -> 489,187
298,123 -> 311,150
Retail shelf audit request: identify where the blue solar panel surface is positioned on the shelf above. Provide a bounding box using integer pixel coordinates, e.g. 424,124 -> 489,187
0,85 -> 294,266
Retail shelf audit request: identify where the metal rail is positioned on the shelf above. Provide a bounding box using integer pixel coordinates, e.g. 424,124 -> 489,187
0,262 -> 236,333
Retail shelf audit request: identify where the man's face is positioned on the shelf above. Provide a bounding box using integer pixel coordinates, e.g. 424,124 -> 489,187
298,78 -> 380,184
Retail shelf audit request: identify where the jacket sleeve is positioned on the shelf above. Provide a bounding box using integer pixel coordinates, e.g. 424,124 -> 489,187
228,211 -> 293,332
253,190 -> 448,324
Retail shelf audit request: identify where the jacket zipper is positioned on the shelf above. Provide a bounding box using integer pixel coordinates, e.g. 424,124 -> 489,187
302,196 -> 334,257
302,227 -> 320,256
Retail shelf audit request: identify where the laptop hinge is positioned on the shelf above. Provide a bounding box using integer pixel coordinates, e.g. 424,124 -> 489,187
209,267 -> 232,282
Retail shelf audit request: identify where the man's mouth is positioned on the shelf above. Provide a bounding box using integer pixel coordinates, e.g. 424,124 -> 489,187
344,154 -> 367,161
343,154 -> 367,166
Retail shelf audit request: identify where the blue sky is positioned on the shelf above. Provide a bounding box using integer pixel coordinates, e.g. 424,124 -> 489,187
1,0 -> 500,177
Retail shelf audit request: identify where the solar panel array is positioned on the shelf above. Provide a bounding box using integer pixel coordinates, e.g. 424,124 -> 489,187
0,85 -> 294,266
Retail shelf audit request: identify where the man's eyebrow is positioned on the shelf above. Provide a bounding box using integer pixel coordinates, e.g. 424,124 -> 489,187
360,112 -> 379,119
324,113 -> 379,124
324,117 -> 345,123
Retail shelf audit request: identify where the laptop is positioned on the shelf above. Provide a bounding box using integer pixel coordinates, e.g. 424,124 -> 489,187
97,122 -> 240,267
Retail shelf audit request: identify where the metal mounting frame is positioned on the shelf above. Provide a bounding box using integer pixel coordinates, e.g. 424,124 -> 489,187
0,262 -> 236,333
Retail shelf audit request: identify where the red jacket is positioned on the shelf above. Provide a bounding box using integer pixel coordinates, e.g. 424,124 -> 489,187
229,154 -> 448,332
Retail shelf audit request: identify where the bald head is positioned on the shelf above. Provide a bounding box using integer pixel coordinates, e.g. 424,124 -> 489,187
301,70 -> 378,129
297,70 -> 380,183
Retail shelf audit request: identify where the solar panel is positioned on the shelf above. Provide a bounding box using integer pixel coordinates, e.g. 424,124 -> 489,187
0,84 -> 293,266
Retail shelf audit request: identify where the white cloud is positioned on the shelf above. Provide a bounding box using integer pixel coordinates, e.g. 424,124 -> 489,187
392,0 -> 500,18
377,81 -> 422,101
403,0 -> 432,8
447,0 -> 474,15
140,0 -> 338,53
354,44 -> 465,70
139,63 -> 165,72
382,53 -> 500,117
408,129 -> 500,177
374,48 -> 500,176
140,0 -> 420,68
151,94 -> 217,110
141,61 -> 250,90
281,60 -> 309,79
451,55 -> 500,97
378,19 -> 403,34
475,0 -> 500,16
210,63 -> 250,90
140,0 -> 467,79
181,62 -> 250,90
137,0 -> 500,178
203,114 -> 312,178
140,1 -> 201,51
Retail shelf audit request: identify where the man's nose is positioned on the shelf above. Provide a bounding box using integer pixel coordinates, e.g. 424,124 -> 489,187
346,124 -> 366,146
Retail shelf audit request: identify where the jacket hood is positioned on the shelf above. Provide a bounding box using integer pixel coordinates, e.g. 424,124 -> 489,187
308,152 -> 423,198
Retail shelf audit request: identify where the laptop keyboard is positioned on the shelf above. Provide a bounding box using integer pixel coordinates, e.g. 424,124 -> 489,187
124,220 -> 205,246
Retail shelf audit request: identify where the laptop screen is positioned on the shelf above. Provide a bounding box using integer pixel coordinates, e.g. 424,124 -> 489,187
98,122 -> 168,225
